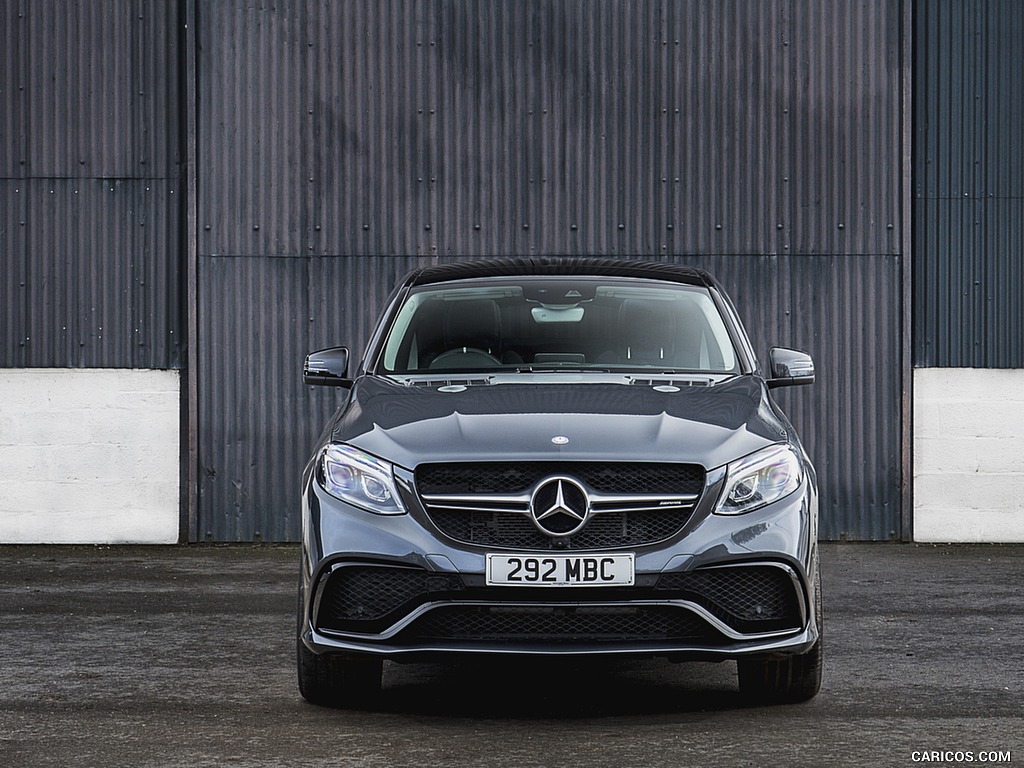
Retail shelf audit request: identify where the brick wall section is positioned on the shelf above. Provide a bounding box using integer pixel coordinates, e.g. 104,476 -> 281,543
0,370 -> 179,543
914,369 -> 1024,542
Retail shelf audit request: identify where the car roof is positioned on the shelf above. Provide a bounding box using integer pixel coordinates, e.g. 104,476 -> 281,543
404,257 -> 717,288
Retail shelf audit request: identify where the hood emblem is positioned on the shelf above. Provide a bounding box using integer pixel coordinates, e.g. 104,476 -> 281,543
530,477 -> 590,537
551,435 -> 570,445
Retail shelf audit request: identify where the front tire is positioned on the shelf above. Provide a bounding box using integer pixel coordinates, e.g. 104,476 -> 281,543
737,564 -> 823,704
297,573 -> 383,707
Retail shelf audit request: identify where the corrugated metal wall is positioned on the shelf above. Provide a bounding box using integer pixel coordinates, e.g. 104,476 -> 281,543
196,0 -> 904,541
914,0 -> 1024,367
0,0 -> 183,368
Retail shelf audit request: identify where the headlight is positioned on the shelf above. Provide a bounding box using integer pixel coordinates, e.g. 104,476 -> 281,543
318,444 -> 405,515
714,444 -> 802,515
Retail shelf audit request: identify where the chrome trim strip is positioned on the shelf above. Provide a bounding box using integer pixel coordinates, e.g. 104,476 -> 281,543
421,492 -> 532,507
316,598 -> 802,643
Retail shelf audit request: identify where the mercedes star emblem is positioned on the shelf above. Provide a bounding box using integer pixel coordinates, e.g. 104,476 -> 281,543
530,477 -> 590,537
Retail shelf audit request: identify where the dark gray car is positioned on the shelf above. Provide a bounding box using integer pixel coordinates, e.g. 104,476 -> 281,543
298,258 -> 820,706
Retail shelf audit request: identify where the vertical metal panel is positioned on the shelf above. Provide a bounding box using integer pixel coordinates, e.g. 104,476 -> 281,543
197,255 -> 424,542
914,0 -> 1024,367
0,1 -> 182,369
3,0 -> 180,178
687,255 -> 903,541
1,179 -> 182,368
196,0 -> 903,541
198,0 -> 901,258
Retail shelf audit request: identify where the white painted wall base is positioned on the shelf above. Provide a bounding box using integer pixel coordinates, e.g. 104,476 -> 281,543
914,368 -> 1024,542
0,369 -> 180,544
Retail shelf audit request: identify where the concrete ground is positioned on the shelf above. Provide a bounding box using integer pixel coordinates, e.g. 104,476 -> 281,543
0,543 -> 1020,768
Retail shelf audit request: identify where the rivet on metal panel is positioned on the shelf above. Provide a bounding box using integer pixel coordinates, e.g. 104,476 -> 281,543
570,225 -> 578,231
425,224 -> 431,231
474,224 -> 481,230
777,223 -> 784,229
253,225 -> 259,231
314,225 -> 321,231
618,224 -> 625,230
523,224 -> 529,230
838,223 -> 845,229
715,224 -> 722,230
667,224 -> 673,230
362,224 -> 370,231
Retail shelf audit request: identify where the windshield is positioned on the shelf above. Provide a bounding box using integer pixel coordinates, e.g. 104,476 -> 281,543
378,278 -> 739,375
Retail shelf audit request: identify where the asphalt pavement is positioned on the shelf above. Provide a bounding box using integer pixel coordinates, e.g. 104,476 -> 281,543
0,542 -> 1020,768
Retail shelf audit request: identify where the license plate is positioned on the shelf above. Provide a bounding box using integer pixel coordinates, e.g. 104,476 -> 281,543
486,553 -> 635,587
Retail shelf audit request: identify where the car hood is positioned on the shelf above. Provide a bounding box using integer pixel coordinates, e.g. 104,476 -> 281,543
331,375 -> 789,471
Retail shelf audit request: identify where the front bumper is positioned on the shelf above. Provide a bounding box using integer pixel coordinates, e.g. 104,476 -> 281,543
300,465 -> 819,660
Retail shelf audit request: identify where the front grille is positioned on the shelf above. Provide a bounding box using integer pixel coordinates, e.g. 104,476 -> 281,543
417,462 -> 705,550
656,565 -> 802,633
397,605 -> 724,645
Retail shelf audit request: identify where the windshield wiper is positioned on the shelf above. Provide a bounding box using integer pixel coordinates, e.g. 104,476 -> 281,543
514,366 -> 613,373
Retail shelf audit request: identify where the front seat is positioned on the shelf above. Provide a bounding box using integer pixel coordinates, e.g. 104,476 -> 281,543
617,299 -> 677,365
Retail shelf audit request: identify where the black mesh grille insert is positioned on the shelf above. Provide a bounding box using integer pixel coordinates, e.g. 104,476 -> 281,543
399,605 -> 724,645
427,507 -> 690,550
316,566 -> 465,633
416,462 -> 704,495
656,565 -> 802,633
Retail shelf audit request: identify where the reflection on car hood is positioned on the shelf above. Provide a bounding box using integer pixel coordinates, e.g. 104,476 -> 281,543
332,375 -> 789,470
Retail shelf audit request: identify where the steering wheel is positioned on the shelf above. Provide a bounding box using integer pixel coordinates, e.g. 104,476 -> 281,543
428,347 -> 502,369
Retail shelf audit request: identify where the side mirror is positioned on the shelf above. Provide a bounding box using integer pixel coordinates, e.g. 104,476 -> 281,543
304,347 -> 353,388
767,347 -> 815,389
